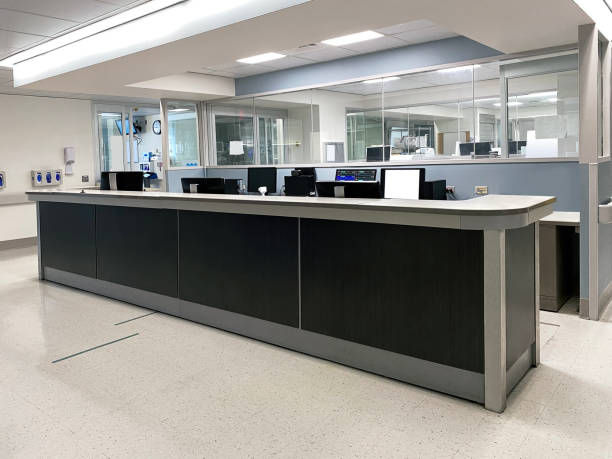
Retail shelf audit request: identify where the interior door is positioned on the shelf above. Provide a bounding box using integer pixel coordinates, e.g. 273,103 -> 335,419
96,105 -> 128,172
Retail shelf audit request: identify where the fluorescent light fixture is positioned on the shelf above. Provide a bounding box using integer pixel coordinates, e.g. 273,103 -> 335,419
322,30 -> 383,47
438,64 -> 481,73
363,77 -> 400,84
237,52 -> 286,64
494,101 -> 523,107
546,97 -> 559,103
169,108 -> 190,112
0,0 -> 186,67
98,113 -> 122,117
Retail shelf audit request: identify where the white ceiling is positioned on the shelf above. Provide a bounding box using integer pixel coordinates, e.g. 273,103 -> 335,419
197,20 -> 456,78
0,0 -> 147,93
0,0 -> 597,102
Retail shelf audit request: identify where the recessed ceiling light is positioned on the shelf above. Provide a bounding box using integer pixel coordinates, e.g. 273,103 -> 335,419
237,52 -> 286,64
438,65 -> 481,73
169,108 -> 190,112
322,30 -> 383,47
363,77 -> 400,84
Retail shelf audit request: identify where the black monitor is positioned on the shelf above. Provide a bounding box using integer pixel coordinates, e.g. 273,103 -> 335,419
459,143 -> 474,156
366,146 -> 391,162
475,142 -> 492,156
509,141 -> 518,155
381,168 -> 426,200
248,167 -> 277,194
335,169 -> 377,182
224,178 -> 242,195
101,171 -> 144,191
292,167 -> 316,179
181,177 -> 225,194
315,181 -> 381,198
285,175 -> 316,196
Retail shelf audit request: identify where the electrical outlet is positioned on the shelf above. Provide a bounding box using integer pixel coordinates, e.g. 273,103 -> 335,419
82,175 -> 89,183
446,185 -> 455,194
475,185 -> 489,195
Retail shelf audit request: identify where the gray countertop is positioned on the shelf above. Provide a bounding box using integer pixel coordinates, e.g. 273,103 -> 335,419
26,189 -> 556,231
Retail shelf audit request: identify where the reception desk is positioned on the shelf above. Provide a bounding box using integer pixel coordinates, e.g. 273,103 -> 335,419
27,190 -> 555,412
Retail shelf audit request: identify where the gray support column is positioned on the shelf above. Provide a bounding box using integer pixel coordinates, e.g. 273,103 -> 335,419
483,229 -> 507,413
533,222 -> 540,366
579,24 -> 602,320
36,201 -> 43,281
160,99 -> 170,192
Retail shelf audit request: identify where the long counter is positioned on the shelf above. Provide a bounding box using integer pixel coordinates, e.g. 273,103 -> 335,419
27,190 -> 555,412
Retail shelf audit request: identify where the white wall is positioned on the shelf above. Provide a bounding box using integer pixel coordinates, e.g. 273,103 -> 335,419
0,94 -> 95,242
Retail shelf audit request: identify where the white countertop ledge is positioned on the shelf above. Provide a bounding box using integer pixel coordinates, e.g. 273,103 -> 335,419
27,190 -> 556,231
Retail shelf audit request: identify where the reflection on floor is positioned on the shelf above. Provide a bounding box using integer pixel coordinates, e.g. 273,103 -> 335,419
2,246 -> 612,458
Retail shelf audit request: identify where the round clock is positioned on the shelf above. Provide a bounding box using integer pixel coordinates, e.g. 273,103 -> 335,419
152,119 -> 162,135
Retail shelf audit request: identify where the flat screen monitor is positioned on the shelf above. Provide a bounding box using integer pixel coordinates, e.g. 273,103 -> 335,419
248,167 -> 277,194
459,143 -> 474,156
101,171 -> 144,191
381,168 -> 425,200
366,146 -> 391,162
114,119 -> 138,135
475,142 -> 492,156
335,169 -> 377,182
285,175 -> 316,196
292,167 -> 316,179
181,177 -> 225,194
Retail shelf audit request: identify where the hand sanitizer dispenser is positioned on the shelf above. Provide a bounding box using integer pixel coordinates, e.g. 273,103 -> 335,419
64,147 -> 75,175
0,171 -> 5,190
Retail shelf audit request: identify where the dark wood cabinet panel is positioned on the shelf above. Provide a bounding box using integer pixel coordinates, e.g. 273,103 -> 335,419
179,211 -> 299,327
300,219 -> 485,373
96,206 -> 178,297
40,202 -> 97,278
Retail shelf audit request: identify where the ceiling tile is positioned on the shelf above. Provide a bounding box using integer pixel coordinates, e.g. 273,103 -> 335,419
222,63 -> 277,77
0,29 -> 46,49
394,26 -> 457,45
260,55 -> 314,70
340,35 -> 408,53
377,20 -> 437,35
0,9 -> 77,37
294,46 -> 356,62
0,0 -> 121,22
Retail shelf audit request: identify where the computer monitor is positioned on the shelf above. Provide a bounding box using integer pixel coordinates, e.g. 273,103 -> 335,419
292,167 -> 317,179
459,143 -> 474,156
335,169 -> 377,182
381,168 -> 426,200
248,167 -> 277,194
181,178 -> 225,194
315,181 -> 381,198
101,171 -> 144,191
224,178 -> 242,195
366,146 -> 391,162
509,141 -> 518,155
285,175 -> 316,196
475,142 -> 492,156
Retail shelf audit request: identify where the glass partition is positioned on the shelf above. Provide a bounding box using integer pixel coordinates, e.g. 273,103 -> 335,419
167,102 -> 200,167
210,98 -> 255,166
204,50 -> 579,167
254,90 -> 317,165
507,69 -> 579,158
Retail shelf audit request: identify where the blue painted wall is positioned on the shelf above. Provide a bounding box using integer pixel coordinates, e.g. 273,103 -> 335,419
205,161 -> 581,211
167,168 -> 205,193
235,36 -> 501,96
599,160 -> 612,304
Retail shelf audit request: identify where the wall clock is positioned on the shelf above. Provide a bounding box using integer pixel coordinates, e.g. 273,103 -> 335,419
152,119 -> 161,135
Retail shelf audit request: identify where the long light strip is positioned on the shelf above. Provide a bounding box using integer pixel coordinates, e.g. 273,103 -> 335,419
322,30 -> 383,47
0,0 -> 186,67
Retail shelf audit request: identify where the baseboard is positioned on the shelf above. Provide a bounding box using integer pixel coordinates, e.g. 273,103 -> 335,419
579,298 -> 589,319
0,237 -> 37,250
599,280 -> 612,318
